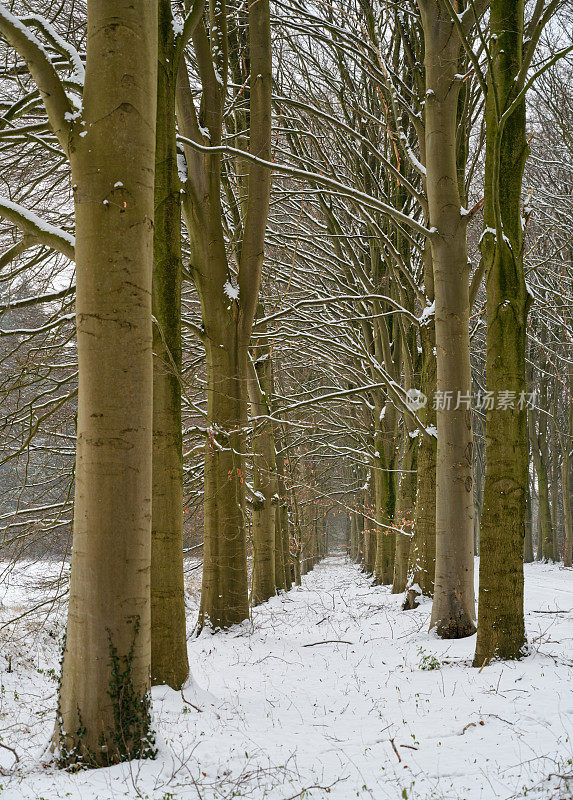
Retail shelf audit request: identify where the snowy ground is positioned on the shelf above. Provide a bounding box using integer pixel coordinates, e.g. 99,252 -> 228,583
0,555 -> 572,800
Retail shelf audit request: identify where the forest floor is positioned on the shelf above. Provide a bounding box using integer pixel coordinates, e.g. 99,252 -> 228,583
0,554 -> 572,800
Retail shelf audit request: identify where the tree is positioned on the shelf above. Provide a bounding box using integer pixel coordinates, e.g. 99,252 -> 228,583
150,0 -> 201,690
176,0 -> 272,629
419,0 -> 481,639
0,0 -> 158,764
473,0 -> 530,665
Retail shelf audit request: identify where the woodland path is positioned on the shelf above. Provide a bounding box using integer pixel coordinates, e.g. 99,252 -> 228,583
1,556 -> 572,800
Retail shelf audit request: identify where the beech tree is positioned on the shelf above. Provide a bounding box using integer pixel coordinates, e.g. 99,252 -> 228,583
176,0 -> 273,629
0,0 -> 159,763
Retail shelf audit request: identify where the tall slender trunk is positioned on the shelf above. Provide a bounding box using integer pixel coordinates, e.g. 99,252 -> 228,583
58,0 -> 157,764
421,3 -> 476,638
393,430 -> 417,593
198,338 -> 250,629
178,0 -> 272,629
290,482 -> 303,584
524,480 -> 534,563
562,374 -> 573,566
563,457 -> 572,567
274,501 -> 286,590
537,455 -> 554,561
404,256 -> 437,608
150,0 -> 188,689
530,359 -> 555,562
474,0 -> 529,665
275,433 -> 292,589
357,511 -> 365,566
364,486 -> 377,575
531,417 -> 555,562
550,395 -> 560,559
247,325 -> 277,604
374,455 -> 396,585
350,512 -> 359,562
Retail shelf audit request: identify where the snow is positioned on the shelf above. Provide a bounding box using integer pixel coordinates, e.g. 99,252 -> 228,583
0,196 -> 75,248
0,7 -> 51,62
23,14 -> 85,85
223,280 -> 239,301
171,17 -> 184,37
0,557 -> 572,799
177,152 -> 188,183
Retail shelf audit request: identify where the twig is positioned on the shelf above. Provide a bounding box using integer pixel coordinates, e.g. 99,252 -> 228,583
181,689 -> 203,713
281,781 -> 339,800
0,590 -> 68,630
302,639 -> 353,647
530,609 -> 571,614
0,740 -> 19,764
389,738 -> 401,762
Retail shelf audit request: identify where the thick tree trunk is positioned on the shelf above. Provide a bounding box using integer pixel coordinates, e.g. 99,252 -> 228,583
421,4 -> 476,638
57,0 -> 157,764
474,0 -> 529,666
150,0 -> 188,690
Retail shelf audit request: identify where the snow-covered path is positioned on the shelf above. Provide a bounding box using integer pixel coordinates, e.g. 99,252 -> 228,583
1,556 -> 572,799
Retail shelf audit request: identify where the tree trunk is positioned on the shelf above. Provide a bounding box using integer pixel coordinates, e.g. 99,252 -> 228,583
531,433 -> 555,562
404,267 -> 437,608
550,400 -> 560,559
563,457 -> 572,567
198,339 -> 250,629
247,329 -> 277,604
57,0 -> 157,764
421,3 -> 476,638
350,512 -> 359,562
563,377 -> 573,566
150,0 -> 188,690
275,434 -> 292,589
474,0 -> 530,665
524,480 -> 534,563
393,430 -> 417,593
178,0 -> 272,629
290,482 -> 303,584
374,452 -> 396,585
363,486 -> 377,575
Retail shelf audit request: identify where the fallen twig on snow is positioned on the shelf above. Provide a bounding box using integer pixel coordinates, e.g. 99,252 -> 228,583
302,639 -> 353,647
181,689 -> 203,713
389,738 -> 401,762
